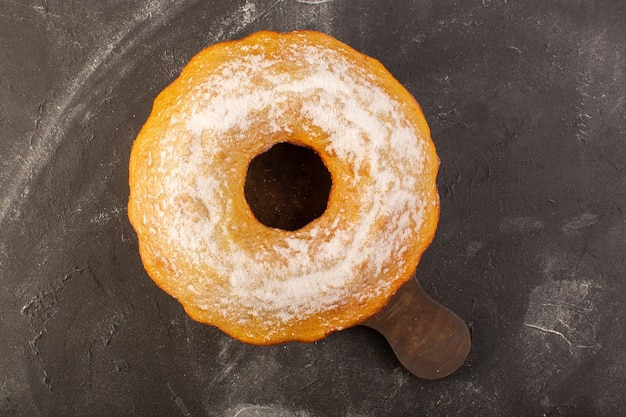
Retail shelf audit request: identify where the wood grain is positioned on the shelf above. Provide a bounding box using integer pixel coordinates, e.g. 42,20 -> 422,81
364,277 -> 471,379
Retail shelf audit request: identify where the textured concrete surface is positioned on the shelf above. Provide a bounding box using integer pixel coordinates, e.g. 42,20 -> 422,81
1,1 -> 625,416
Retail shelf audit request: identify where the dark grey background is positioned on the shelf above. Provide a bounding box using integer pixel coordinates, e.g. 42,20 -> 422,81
1,1 -> 625,416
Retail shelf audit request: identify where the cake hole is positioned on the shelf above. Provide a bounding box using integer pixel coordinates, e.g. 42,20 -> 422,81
244,142 -> 332,231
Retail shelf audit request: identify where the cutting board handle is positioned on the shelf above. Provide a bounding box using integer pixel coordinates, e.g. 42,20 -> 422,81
363,277 -> 471,379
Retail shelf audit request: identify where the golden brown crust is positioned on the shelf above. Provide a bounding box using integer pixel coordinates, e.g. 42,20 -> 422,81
128,30 -> 440,345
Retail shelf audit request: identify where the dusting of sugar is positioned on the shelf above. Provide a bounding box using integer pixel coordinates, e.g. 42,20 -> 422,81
133,33 -> 436,339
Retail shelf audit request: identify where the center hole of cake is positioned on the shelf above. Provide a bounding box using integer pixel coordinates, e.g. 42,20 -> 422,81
244,142 -> 332,231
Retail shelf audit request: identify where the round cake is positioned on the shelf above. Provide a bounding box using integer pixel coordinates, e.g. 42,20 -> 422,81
128,30 -> 440,345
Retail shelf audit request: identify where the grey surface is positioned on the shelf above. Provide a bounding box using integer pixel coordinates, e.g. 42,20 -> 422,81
1,0 -> 625,416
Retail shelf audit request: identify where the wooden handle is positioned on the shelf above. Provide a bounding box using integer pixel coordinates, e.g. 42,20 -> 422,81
363,277 -> 471,379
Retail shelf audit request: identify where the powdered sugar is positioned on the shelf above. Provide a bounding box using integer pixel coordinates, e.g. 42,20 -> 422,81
130,32 -> 438,342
